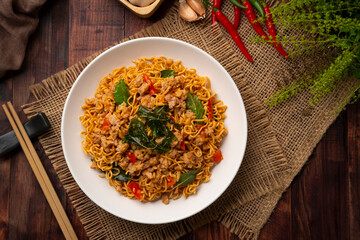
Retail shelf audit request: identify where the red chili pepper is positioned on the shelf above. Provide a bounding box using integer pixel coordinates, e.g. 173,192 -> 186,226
213,7 -> 253,63
263,5 -> 289,59
102,119 -> 110,130
233,2 -> 241,29
167,176 -> 175,187
180,137 -> 186,151
243,1 -> 269,42
208,98 -> 213,120
126,154 -> 136,164
128,182 -> 142,200
143,73 -> 157,95
213,150 -> 223,162
211,0 -> 223,24
170,116 -> 176,122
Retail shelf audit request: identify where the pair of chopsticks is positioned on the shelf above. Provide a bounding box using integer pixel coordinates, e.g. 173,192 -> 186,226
2,102 -> 78,240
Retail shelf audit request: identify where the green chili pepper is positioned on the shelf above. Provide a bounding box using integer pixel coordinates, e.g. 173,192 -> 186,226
249,0 -> 265,17
228,0 -> 247,9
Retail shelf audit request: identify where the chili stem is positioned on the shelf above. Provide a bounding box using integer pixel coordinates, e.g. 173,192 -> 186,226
249,0 -> 265,17
228,0 -> 247,9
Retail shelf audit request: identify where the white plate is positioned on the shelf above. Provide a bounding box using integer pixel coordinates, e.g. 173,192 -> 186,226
61,37 -> 247,224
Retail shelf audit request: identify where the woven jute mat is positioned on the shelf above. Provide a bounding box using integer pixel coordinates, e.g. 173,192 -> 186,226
22,1 -> 360,239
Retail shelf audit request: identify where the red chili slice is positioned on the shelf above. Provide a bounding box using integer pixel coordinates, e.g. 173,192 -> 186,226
102,119 -> 110,130
180,137 -> 186,151
167,176 -> 175,187
128,182 -> 142,200
213,150 -> 223,162
126,154 -> 136,164
143,73 -> 158,95
208,98 -> 213,120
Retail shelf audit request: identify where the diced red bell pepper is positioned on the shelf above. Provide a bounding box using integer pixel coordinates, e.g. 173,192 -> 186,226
143,73 -> 158,95
167,176 -> 175,187
213,150 -> 223,162
208,98 -> 213,120
102,119 -> 110,130
128,182 -> 142,200
149,87 -> 157,95
126,154 -> 136,164
180,137 -> 186,151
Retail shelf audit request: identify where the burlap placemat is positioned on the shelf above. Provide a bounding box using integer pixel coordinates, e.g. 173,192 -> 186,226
217,1 -> 360,238
22,1 -> 360,239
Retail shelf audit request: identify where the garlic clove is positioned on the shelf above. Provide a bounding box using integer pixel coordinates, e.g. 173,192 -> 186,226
186,0 -> 205,17
179,0 -> 199,22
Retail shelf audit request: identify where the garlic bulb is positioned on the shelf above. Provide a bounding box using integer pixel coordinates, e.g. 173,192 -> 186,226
179,0 -> 206,22
128,0 -> 156,7
186,0 -> 205,16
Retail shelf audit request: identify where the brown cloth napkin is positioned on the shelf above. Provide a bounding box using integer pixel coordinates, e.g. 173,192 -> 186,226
0,0 -> 46,78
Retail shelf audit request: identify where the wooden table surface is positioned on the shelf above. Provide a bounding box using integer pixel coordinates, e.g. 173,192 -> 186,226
0,0 -> 359,239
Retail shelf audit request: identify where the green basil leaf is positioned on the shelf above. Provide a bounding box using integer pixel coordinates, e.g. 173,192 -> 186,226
122,117 -> 174,153
137,105 -> 180,130
124,106 -> 178,153
123,118 -> 156,149
154,126 -> 175,153
114,79 -> 130,106
168,117 -> 181,129
112,165 -> 131,181
137,105 -> 168,122
175,169 -> 201,187
186,92 -> 204,119
160,69 -> 175,78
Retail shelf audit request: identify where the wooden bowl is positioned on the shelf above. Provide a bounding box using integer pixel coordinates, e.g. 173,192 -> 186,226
118,0 -> 165,18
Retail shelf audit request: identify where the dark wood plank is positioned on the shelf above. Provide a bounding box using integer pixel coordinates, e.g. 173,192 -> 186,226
7,0 -> 62,239
259,189 -> 292,240
69,0 -> 125,65
0,75 -> 13,240
346,100 -> 360,240
180,221 -> 238,240
321,113 -> 347,240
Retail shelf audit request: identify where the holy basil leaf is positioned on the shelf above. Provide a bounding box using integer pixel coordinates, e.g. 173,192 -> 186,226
123,106 -> 180,153
123,118 -> 156,149
137,105 -> 180,129
175,169 -> 201,187
186,92 -> 204,119
147,120 -> 166,138
112,165 -> 131,181
168,117 -> 181,129
160,69 -> 175,78
137,105 -> 168,122
122,116 -> 174,154
154,126 -> 175,153
114,79 -> 130,106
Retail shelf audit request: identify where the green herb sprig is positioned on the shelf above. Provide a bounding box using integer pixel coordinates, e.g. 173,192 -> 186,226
253,0 -> 360,108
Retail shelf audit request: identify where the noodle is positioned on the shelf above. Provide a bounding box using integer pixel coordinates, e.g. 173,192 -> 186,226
80,56 -> 227,204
